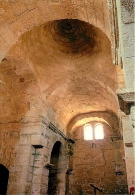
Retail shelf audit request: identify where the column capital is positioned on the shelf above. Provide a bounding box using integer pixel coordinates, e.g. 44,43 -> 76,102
117,92 -> 135,115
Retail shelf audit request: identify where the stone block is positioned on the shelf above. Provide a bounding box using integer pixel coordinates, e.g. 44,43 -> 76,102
19,10 -> 35,31
121,0 -> 134,24
19,134 -> 31,145
0,36 -> 9,56
28,166 -> 33,173
40,184 -> 48,195
29,153 -> 35,166
43,169 -> 49,177
123,130 -> 133,143
18,146 -> 31,154
41,135 -> 47,147
20,172 -> 28,182
21,165 -> 29,172
16,153 -> 31,166
15,165 -> 22,172
31,184 -> 40,194
27,172 -> 33,182
122,116 -> 132,131
9,166 -> 15,173
33,159 -> 43,167
10,18 -> 25,38
2,27 -> 16,45
9,172 -> 20,182
32,175 -> 42,184
7,183 -> 24,195
21,124 -> 41,134
125,147 -> 134,158
33,167 -> 43,175
123,57 -> 135,90
31,134 -> 41,145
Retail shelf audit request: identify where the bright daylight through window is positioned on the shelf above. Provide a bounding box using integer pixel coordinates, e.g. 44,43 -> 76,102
95,123 -> 104,139
84,124 -> 93,140
84,123 -> 104,140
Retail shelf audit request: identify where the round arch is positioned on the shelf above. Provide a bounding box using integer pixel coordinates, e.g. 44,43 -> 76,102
48,141 -> 66,195
0,164 -> 9,195
0,0 -> 111,62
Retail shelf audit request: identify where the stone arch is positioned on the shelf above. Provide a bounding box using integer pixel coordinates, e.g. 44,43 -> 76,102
0,0 -> 111,62
67,111 -> 121,137
0,164 -> 9,195
12,17 -> 116,133
48,141 -> 66,195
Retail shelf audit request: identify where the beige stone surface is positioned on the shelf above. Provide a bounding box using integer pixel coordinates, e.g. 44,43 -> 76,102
70,121 -> 127,194
0,0 -> 134,194
0,0 -> 111,59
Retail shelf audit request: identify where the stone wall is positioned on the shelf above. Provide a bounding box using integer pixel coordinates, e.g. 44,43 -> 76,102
69,122 -> 128,195
3,116 -> 68,195
116,0 -> 135,192
0,122 -> 20,170
122,107 -> 135,191
116,0 -> 135,90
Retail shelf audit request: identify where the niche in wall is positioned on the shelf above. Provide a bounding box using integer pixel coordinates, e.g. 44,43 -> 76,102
48,141 -> 63,195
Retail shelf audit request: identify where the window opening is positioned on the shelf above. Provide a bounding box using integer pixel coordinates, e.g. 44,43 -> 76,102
84,124 -> 93,140
94,123 -> 104,139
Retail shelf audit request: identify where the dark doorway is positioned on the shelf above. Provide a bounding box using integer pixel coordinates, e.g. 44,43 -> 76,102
0,164 -> 9,195
48,141 -> 62,195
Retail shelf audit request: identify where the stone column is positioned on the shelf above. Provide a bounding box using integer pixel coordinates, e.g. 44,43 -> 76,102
121,110 -> 135,191
117,90 -> 135,191
113,139 -> 128,193
116,0 -> 135,90
30,147 -> 45,194
130,106 -> 135,185
66,139 -> 74,195
7,134 -> 32,195
7,117 -> 43,195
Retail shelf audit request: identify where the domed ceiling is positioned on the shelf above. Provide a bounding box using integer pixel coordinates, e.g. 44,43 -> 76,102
1,19 -> 119,133
48,19 -> 98,56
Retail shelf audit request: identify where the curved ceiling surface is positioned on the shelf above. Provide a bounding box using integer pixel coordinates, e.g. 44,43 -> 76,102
1,19 -> 118,133
0,0 -> 111,60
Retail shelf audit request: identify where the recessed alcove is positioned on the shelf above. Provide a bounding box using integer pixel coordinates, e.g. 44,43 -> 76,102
0,164 -> 9,195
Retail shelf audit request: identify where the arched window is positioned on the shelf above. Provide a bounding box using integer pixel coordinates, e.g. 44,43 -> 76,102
84,124 -> 93,140
84,123 -> 104,140
94,123 -> 104,139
